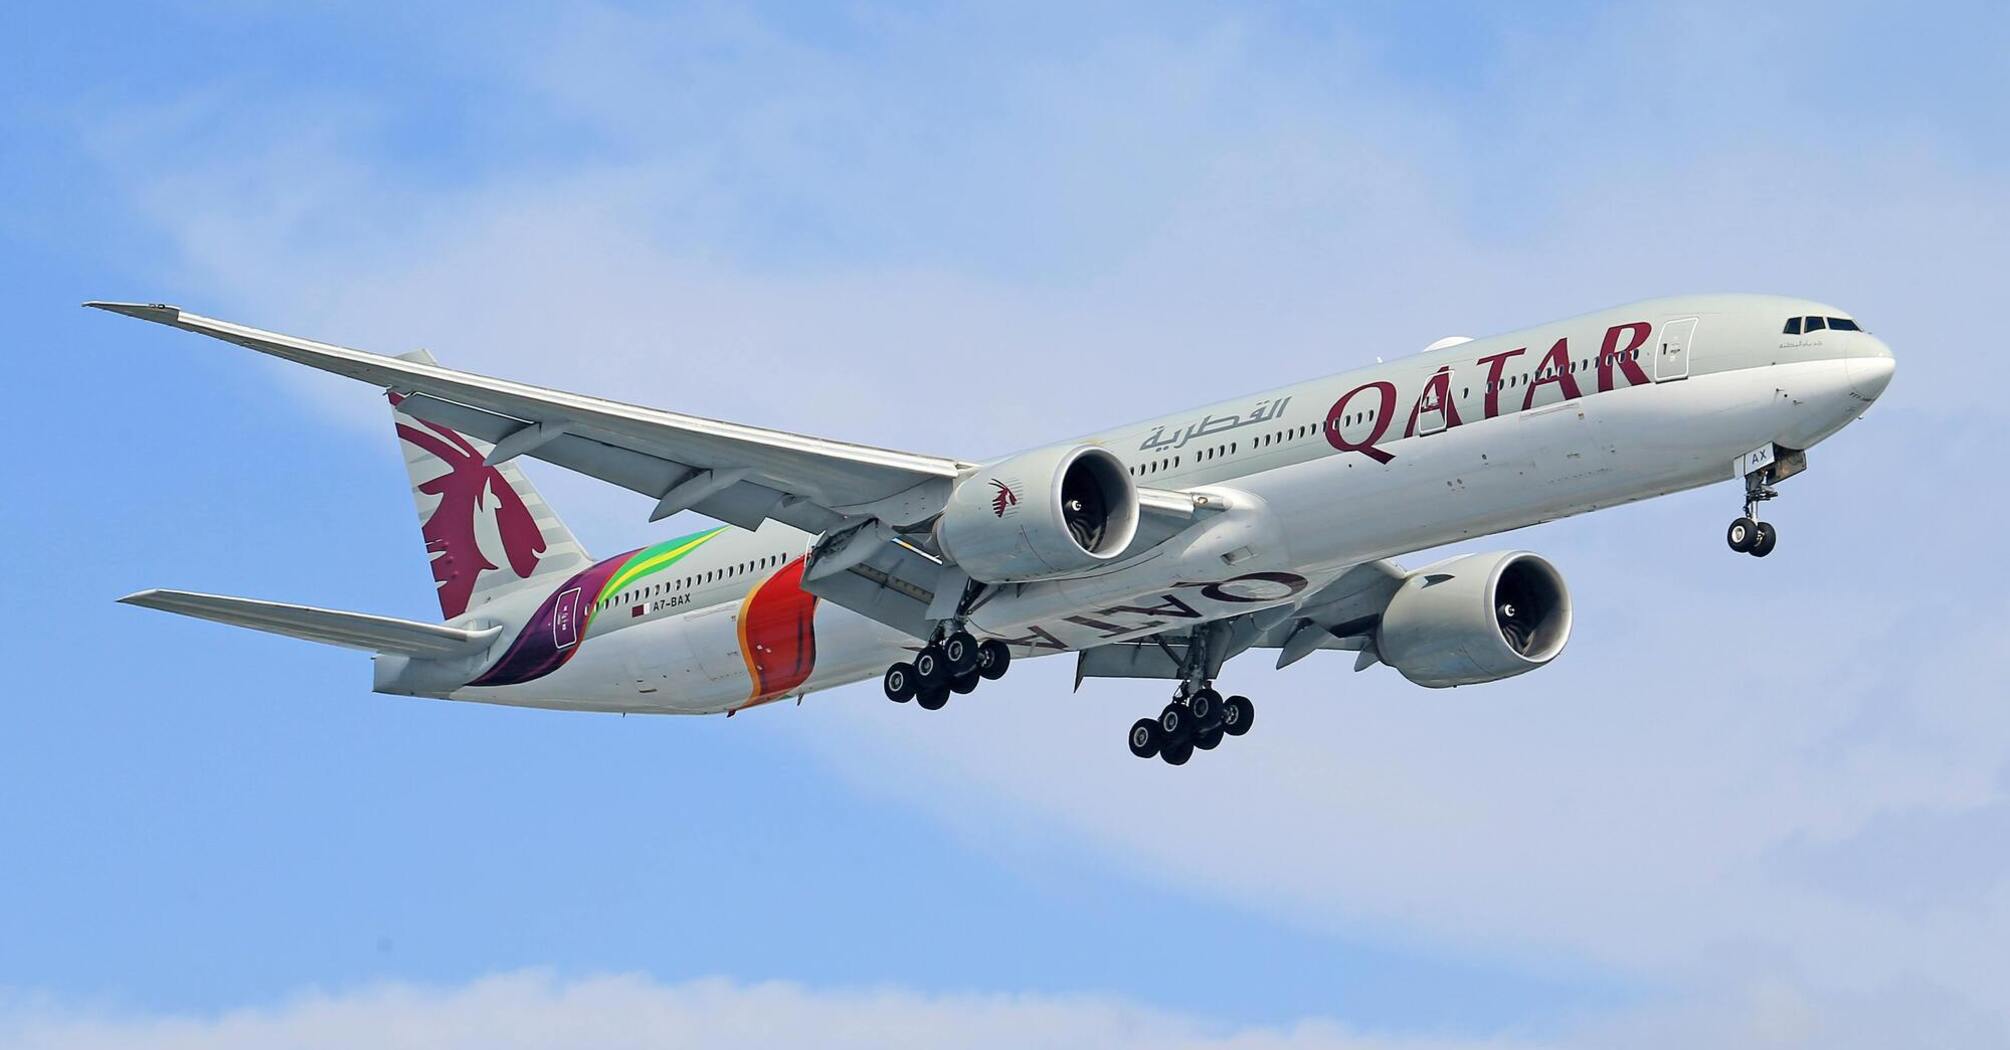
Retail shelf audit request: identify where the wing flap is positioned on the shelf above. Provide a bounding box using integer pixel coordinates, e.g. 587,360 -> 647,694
119,589 -> 502,659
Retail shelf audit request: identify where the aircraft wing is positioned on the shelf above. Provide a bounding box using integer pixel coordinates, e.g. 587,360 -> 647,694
85,302 -> 971,535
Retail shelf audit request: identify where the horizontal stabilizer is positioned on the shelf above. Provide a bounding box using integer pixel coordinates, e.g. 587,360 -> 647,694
118,589 -> 502,658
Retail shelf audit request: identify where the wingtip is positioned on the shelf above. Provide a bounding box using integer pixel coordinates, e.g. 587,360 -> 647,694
84,301 -> 183,322
117,588 -> 167,607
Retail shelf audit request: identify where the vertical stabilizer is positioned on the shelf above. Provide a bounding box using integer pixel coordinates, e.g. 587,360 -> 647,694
389,350 -> 591,619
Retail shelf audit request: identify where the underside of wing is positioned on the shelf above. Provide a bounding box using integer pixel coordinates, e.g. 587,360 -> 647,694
1072,560 -> 1406,684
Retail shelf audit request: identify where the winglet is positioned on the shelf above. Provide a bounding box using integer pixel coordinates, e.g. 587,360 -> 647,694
84,301 -> 183,323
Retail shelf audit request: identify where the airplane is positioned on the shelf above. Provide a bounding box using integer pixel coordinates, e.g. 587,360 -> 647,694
89,294 -> 1895,765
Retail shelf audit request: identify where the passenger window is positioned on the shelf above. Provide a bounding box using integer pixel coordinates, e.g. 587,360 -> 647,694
1783,317 -> 1802,335
1829,317 -> 1860,331
1804,316 -> 1826,332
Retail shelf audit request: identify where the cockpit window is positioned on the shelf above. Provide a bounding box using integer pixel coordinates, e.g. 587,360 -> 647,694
1828,317 -> 1861,331
1804,316 -> 1827,332
1783,317 -> 1802,335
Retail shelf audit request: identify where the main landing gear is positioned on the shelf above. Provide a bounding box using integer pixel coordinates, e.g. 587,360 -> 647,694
882,630 -> 1011,711
1124,624 -> 1253,766
1726,469 -> 1780,558
1127,685 -> 1254,766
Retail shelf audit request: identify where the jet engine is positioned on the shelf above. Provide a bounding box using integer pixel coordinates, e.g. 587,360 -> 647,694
935,444 -> 1140,584
1376,552 -> 1572,687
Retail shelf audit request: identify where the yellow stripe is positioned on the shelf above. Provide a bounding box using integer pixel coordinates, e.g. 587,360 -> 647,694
602,528 -> 724,597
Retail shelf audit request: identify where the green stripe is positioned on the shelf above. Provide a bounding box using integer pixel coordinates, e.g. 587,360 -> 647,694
599,526 -> 729,600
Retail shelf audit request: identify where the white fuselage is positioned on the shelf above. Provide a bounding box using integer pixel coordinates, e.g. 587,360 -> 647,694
447,293 -> 1893,714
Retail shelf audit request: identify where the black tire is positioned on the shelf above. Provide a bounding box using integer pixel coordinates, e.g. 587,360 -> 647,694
1188,687 -> 1222,728
1194,725 -> 1223,750
913,645 -> 946,685
942,631 -> 979,677
1158,702 -> 1192,743
1222,695 -> 1254,736
1751,521 -> 1778,558
975,638 -> 1012,680
915,684 -> 949,710
883,663 -> 916,703
949,671 -> 979,694
1727,516 -> 1757,552
1128,718 -> 1161,759
1159,740 -> 1194,766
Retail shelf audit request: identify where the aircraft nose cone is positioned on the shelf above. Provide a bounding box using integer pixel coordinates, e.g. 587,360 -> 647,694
1846,335 -> 1896,403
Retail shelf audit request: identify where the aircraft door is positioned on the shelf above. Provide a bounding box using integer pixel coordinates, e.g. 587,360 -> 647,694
1654,317 -> 1697,381
1416,373 -> 1450,435
550,586 -> 586,651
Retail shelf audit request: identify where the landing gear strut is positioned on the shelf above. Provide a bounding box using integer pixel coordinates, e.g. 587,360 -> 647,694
1126,626 -> 1255,766
882,581 -> 1010,711
1727,467 -> 1780,558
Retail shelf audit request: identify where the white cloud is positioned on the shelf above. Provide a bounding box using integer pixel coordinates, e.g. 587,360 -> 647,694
10,970 -> 2003,1050
0,972 -> 1533,1050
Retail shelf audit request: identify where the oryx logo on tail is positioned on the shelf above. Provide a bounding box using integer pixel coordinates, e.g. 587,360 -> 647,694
395,415 -> 549,617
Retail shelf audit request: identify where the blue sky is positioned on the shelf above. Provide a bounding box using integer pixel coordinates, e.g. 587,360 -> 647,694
4,3 -> 2008,1047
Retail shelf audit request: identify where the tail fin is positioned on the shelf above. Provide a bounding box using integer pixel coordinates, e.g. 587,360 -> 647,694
389,350 -> 591,619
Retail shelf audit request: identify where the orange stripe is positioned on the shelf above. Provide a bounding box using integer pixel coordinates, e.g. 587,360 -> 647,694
732,558 -> 820,711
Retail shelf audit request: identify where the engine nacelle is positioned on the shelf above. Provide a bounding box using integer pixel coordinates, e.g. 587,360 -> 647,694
1377,552 -> 1572,688
935,444 -> 1140,584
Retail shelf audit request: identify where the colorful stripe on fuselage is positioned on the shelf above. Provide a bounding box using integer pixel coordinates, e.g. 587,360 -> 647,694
468,526 -> 727,687
733,557 -> 820,709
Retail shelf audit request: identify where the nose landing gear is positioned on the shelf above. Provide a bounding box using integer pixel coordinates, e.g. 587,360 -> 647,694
1726,470 -> 1780,558
1726,515 -> 1777,557
1727,444 -> 1805,558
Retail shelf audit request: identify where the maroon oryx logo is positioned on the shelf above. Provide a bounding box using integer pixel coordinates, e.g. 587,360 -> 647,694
989,479 -> 1019,517
391,403 -> 548,618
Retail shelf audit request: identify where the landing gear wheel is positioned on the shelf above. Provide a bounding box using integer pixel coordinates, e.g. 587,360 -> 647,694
1222,695 -> 1254,736
1194,725 -> 1223,751
1128,718 -> 1161,759
915,684 -> 949,710
883,663 -> 916,703
1727,516 -> 1757,553
1187,687 -> 1222,728
941,631 -> 978,677
948,671 -> 979,695
1750,521 -> 1778,558
1158,703 -> 1193,744
975,639 -> 1011,680
1159,739 -> 1194,766
912,645 -> 946,686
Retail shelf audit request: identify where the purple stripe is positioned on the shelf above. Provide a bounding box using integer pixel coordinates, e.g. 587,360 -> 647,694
467,549 -> 639,687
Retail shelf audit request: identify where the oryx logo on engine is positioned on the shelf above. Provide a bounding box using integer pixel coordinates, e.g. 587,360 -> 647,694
989,479 -> 1020,517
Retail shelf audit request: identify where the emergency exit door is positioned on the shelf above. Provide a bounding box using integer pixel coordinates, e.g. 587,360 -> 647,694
1654,317 -> 1697,381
